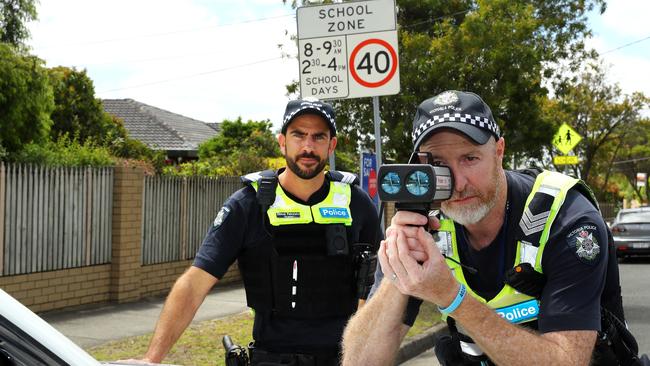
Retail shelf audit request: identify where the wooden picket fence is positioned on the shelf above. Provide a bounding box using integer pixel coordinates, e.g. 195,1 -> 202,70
141,175 -> 241,265
0,162 -> 113,276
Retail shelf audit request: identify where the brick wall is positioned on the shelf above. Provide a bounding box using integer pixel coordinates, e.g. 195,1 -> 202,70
0,164 -> 242,314
0,265 -> 111,313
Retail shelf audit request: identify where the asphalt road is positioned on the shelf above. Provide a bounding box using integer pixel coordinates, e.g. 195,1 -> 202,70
619,257 -> 650,355
401,257 -> 650,365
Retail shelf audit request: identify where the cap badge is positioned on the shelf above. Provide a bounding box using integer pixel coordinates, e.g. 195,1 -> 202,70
432,91 -> 458,106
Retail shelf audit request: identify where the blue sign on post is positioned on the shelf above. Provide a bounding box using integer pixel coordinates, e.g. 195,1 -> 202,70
360,152 -> 379,207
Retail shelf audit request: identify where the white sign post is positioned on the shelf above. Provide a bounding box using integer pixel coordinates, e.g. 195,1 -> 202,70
297,0 -> 399,100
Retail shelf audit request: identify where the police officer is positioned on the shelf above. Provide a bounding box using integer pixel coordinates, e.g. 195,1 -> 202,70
342,90 -> 634,365
135,98 -> 381,366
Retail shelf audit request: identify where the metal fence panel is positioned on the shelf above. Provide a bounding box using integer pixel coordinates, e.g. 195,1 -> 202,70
0,163 -> 113,276
142,175 -> 241,265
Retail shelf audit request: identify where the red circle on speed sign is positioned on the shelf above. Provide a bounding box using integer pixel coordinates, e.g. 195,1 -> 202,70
349,38 -> 398,88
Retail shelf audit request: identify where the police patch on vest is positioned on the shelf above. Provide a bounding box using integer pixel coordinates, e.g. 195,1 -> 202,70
566,225 -> 601,265
496,299 -> 539,324
213,206 -> 230,228
319,207 -> 350,219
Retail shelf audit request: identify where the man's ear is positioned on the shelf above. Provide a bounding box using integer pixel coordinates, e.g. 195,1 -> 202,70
329,136 -> 337,155
495,137 -> 505,162
278,133 -> 286,156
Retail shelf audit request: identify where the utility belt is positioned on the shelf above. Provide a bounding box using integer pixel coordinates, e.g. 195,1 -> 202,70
249,347 -> 339,366
223,336 -> 339,366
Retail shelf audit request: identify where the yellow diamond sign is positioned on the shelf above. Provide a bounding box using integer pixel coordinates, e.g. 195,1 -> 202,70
552,123 -> 582,155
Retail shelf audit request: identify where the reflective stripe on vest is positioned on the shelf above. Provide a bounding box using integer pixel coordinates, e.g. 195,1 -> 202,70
439,170 -> 581,323
251,179 -> 353,226
518,170 -> 580,272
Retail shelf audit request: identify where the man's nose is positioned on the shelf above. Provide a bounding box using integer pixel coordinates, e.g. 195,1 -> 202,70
451,169 -> 467,193
301,136 -> 317,150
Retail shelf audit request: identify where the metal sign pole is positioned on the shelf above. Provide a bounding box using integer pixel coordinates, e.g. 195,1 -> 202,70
373,96 -> 382,169
372,96 -> 385,231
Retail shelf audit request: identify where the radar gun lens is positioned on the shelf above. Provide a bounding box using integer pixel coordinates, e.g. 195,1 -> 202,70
381,172 -> 401,195
406,170 -> 431,196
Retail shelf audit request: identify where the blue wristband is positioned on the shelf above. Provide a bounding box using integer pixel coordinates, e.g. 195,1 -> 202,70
438,283 -> 466,315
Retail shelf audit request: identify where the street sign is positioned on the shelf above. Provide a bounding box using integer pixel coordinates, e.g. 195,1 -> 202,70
554,155 -> 579,165
297,0 -> 399,100
552,123 -> 582,155
360,152 -> 379,207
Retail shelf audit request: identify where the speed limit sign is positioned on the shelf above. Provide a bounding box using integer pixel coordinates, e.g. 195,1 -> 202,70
347,31 -> 399,96
297,0 -> 399,100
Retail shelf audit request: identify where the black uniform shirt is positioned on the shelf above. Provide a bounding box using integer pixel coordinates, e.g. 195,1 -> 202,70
405,170 -> 608,333
193,170 -> 382,352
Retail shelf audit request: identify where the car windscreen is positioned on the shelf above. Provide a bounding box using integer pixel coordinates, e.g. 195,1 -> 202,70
0,315 -> 69,366
618,211 -> 650,223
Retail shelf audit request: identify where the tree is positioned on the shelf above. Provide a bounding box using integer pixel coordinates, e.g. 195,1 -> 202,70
0,43 -> 53,152
0,0 -> 38,49
285,0 -> 605,166
610,119 -> 650,204
48,66 -> 128,146
545,62 -> 649,200
198,117 -> 280,160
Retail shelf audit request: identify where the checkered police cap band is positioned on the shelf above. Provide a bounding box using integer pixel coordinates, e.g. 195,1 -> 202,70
282,99 -> 336,136
412,112 -> 501,144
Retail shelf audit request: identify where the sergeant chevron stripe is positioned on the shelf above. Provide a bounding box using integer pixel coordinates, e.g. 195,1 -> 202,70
519,208 -> 550,236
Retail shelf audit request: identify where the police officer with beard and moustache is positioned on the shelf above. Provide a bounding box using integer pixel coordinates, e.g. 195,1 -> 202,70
132,98 -> 381,366
342,90 -> 642,366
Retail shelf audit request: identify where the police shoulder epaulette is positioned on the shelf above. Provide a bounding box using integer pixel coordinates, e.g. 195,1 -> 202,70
327,170 -> 359,185
240,170 -> 277,185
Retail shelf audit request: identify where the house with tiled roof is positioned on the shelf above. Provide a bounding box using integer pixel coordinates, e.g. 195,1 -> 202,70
102,99 -> 219,160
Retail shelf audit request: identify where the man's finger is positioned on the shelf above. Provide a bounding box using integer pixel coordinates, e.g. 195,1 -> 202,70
377,240 -> 394,283
392,210 -> 429,227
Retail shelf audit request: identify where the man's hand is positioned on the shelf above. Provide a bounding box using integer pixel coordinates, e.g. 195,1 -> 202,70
379,211 -> 458,307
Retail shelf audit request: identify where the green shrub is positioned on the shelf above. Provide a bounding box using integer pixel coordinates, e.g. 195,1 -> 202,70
9,135 -> 114,167
0,142 -> 7,161
109,136 -> 166,173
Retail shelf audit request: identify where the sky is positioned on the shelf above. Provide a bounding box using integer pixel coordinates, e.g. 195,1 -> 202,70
26,1 -> 650,131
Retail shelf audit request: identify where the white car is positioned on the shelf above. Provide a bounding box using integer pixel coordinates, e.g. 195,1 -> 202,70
0,289 -> 174,366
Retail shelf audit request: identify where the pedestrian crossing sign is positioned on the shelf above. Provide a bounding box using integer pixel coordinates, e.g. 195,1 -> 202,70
552,123 -> 582,155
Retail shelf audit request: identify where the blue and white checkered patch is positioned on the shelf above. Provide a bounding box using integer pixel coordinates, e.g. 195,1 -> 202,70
412,113 -> 501,144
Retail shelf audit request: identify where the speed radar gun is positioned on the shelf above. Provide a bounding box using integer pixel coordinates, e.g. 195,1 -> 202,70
377,151 -> 453,215
377,152 -> 483,274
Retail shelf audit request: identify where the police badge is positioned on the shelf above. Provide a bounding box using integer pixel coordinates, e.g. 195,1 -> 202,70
432,91 -> 459,106
213,206 -> 231,228
566,225 -> 600,265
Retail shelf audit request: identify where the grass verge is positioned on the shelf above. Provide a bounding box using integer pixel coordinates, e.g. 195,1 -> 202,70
88,303 -> 441,366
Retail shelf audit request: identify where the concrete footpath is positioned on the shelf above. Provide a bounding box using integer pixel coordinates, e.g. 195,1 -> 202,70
41,283 -> 443,365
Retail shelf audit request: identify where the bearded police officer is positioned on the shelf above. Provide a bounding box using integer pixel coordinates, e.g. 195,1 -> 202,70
342,90 -> 639,365
138,98 -> 381,366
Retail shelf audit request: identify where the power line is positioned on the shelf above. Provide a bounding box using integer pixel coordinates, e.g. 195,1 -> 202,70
600,35 -> 650,55
97,56 -> 284,93
36,13 -> 295,49
400,9 -> 472,30
612,156 -> 650,165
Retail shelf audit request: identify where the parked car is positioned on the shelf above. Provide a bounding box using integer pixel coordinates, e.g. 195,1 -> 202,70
0,289 -> 173,366
611,207 -> 650,259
